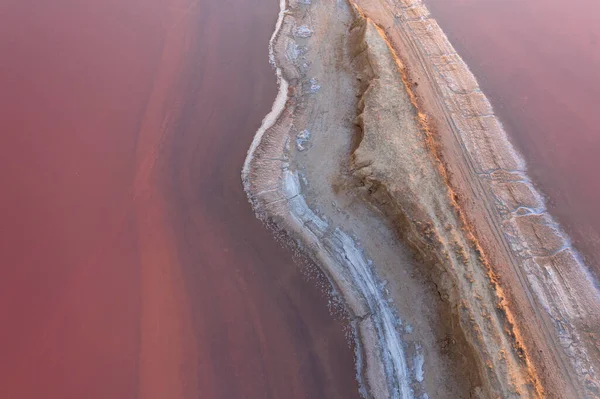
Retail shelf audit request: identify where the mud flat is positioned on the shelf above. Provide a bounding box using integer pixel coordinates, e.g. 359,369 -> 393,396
244,0 -> 600,398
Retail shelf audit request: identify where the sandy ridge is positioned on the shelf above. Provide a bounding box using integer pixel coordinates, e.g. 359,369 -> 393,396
347,5 -> 539,396
352,0 -> 600,397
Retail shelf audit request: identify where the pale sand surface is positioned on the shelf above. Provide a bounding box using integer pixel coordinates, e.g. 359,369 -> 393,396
244,0 -> 600,397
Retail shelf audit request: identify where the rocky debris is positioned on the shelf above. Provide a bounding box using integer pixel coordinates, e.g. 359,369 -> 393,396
294,24 -> 313,38
295,129 -> 311,151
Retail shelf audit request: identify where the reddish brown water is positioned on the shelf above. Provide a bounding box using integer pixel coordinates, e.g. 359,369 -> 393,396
0,0 -> 360,398
425,0 -> 600,274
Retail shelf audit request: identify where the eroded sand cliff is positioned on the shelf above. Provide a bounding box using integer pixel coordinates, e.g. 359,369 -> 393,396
243,0 -> 600,397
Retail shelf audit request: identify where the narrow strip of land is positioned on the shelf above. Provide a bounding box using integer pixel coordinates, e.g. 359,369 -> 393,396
244,0 -> 600,398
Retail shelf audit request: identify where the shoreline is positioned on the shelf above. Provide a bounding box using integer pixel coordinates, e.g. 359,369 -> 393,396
425,0 -> 600,278
241,0 -> 288,183
243,0 -> 600,397
242,2 -> 414,396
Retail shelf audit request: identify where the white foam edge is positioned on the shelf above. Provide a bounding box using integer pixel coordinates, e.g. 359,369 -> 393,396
242,0 -> 289,183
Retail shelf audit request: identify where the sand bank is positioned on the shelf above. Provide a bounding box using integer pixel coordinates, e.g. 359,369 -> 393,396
243,0 -> 600,397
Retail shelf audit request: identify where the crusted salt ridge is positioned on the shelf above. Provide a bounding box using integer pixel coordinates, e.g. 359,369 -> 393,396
242,1 -> 418,398
283,170 -> 413,398
365,0 -> 600,396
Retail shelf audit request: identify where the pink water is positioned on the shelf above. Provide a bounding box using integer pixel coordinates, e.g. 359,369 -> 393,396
0,0 -> 360,397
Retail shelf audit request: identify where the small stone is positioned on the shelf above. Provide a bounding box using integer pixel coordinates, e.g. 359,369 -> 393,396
294,25 -> 313,38
309,78 -> 321,92
296,129 -> 311,151
286,41 -> 300,61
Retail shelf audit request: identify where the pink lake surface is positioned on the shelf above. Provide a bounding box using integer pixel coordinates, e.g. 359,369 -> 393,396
0,0 -> 361,397
425,0 -> 600,275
